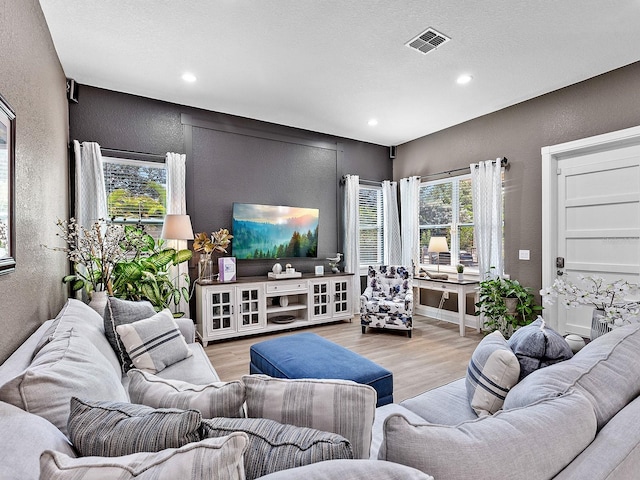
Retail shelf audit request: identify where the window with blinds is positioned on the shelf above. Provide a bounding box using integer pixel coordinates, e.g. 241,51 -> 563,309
419,175 -> 477,270
102,157 -> 167,238
359,185 -> 384,267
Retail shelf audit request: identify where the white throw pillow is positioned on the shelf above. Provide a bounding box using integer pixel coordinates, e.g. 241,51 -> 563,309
127,369 -> 245,418
39,434 -> 248,480
242,374 -> 376,460
116,309 -> 192,374
465,330 -> 520,416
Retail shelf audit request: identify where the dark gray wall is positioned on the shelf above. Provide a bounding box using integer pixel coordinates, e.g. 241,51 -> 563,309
0,0 -> 69,362
69,86 -> 392,277
395,61 -> 640,310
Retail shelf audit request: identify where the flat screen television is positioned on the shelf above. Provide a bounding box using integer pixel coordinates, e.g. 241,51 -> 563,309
232,203 -> 319,259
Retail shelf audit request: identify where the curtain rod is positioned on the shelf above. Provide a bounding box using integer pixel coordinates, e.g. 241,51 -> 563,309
340,175 -> 382,186
420,157 -> 508,180
100,147 -> 166,162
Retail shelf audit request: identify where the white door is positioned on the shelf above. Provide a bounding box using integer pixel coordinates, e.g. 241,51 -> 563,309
542,126 -> 640,336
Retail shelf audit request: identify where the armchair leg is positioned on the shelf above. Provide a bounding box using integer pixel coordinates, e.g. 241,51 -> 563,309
361,326 -> 366,334
408,330 -> 412,338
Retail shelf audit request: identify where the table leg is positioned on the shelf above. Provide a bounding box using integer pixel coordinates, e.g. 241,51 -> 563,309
458,287 -> 466,336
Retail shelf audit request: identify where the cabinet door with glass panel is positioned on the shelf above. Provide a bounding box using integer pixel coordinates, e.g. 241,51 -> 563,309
236,283 -> 266,332
309,279 -> 332,321
196,284 -> 236,345
331,278 -> 351,318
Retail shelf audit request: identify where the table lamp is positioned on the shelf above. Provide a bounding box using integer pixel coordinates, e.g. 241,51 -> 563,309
161,214 -> 195,240
428,236 -> 449,272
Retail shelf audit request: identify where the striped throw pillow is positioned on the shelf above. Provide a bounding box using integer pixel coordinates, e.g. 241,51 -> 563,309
40,434 -> 248,480
465,330 -> 520,416
116,309 -> 192,374
201,417 -> 353,480
68,397 -> 202,457
128,369 -> 245,418
242,375 -> 376,460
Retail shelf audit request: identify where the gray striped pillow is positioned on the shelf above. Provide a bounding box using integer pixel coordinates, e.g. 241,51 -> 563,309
40,434 -> 248,480
242,375 -> 376,460
68,397 -> 202,457
116,309 -> 192,374
127,369 -> 245,418
202,417 -> 353,480
465,330 -> 520,416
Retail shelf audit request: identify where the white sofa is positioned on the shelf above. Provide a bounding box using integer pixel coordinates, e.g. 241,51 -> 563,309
0,298 -> 430,480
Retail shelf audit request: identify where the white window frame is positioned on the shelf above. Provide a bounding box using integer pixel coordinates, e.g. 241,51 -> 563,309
358,184 -> 384,273
419,174 -> 478,274
102,156 -> 167,237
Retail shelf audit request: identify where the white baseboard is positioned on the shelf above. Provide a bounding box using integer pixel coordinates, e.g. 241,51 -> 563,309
415,305 -> 480,330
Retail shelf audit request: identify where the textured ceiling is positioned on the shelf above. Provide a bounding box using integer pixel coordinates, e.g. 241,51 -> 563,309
39,0 -> 640,146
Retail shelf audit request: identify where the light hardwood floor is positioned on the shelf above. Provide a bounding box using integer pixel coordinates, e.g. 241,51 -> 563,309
204,315 -> 483,403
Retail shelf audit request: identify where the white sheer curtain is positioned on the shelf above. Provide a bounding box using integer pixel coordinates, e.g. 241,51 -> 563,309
343,174 -> 360,312
382,180 -> 402,265
166,152 -> 190,316
471,158 -> 504,280
73,140 -> 107,230
400,176 -> 421,273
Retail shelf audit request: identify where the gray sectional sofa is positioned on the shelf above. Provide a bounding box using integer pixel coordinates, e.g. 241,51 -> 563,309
372,321 -> 640,479
0,299 -> 429,480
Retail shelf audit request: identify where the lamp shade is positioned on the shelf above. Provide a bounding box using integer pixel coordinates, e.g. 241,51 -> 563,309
428,236 -> 449,253
161,214 -> 195,240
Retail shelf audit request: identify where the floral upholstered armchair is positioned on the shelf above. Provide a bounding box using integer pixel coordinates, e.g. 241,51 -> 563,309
360,265 -> 413,338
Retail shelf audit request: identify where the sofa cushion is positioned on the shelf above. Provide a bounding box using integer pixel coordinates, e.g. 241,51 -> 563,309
35,298 -> 122,374
0,401 -> 76,480
104,296 -> 157,371
128,369 -> 245,418
257,459 -> 434,480
554,394 -> 640,480
39,434 -> 248,480
0,329 -> 128,437
507,317 -> 573,379
68,397 -> 202,457
466,330 -> 520,416
370,403 -> 427,459
400,378 -> 478,425
503,322 -> 640,430
202,417 -> 353,480
116,309 -> 192,374
242,374 -> 375,460
380,390 -> 597,480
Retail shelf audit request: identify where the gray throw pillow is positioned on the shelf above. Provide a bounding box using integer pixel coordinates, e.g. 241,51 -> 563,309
116,309 -> 192,374
201,417 -> 353,480
128,369 -> 245,418
40,434 -> 248,480
507,317 -> 573,380
68,397 -> 203,457
104,296 -> 156,371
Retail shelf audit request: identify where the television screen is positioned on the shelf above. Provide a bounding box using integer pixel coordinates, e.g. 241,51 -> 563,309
232,203 -> 319,259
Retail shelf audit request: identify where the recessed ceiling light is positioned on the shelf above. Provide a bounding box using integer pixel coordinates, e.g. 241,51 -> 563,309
456,74 -> 473,85
368,119 -> 378,126
182,72 -> 197,83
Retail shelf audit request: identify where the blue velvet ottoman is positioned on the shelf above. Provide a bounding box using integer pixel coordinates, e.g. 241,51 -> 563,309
249,332 -> 393,406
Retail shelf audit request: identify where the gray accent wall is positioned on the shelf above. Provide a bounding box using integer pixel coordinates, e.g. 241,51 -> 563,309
69,86 -> 392,278
0,0 -> 69,363
395,61 -> 640,310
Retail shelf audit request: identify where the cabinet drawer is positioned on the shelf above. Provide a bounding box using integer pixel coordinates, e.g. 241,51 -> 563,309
266,281 -> 308,294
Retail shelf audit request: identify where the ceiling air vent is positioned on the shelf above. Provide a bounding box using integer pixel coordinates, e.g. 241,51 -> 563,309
406,28 -> 450,55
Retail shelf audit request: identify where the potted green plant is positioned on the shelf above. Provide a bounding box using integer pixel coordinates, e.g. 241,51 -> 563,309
456,264 -> 464,281
475,271 -> 542,338
110,226 -> 193,317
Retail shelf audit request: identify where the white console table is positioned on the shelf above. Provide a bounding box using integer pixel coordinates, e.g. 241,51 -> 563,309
196,273 -> 354,345
413,277 -> 480,337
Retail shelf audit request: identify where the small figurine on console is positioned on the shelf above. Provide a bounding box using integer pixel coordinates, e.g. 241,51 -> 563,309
327,253 -> 343,273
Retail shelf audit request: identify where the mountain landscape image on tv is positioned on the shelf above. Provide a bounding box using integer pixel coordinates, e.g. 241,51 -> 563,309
232,203 -> 319,259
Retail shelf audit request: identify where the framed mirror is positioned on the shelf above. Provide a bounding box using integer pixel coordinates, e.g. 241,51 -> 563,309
0,93 -> 16,275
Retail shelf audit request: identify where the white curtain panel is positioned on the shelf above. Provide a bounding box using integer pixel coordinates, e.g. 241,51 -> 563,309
166,152 -> 190,316
73,140 -> 107,230
343,174 -> 361,312
471,158 -> 504,280
400,176 -> 421,273
382,180 -> 402,265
